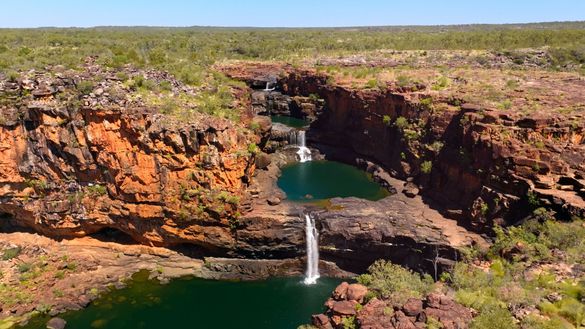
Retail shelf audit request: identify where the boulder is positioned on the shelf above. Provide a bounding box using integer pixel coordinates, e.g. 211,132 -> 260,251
356,298 -> 394,329
312,313 -> 333,329
402,182 -> 419,198
251,115 -> 272,134
331,300 -> 358,316
402,298 -> 423,316
332,282 -> 349,300
347,283 -> 368,303
255,152 -> 272,170
46,317 -> 67,329
267,197 -> 281,206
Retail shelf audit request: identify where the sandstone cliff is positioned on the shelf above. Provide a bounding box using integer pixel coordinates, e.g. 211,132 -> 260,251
0,62 -> 257,255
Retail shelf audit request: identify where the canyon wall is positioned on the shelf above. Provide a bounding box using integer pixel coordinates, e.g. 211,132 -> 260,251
280,71 -> 585,231
0,66 -> 306,259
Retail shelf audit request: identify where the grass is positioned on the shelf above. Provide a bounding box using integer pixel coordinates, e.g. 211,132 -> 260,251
2,247 -> 21,260
1,23 -> 585,79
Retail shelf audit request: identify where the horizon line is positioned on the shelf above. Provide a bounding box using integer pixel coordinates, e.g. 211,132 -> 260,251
1,20 -> 584,30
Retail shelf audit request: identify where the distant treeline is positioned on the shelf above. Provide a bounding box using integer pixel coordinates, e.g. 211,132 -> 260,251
1,22 -> 584,79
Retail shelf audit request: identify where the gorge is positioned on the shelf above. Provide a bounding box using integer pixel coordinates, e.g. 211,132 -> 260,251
1,43 -> 584,329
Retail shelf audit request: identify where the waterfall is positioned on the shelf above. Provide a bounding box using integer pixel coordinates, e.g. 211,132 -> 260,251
263,81 -> 275,91
289,130 -> 312,163
303,213 -> 320,285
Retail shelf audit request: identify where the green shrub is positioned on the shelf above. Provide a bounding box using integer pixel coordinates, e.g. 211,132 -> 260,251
432,76 -> 449,90
470,304 -> 516,329
556,297 -> 585,327
247,143 -> 258,155
17,262 -> 33,273
394,116 -> 409,130
249,121 -> 261,131
159,80 -> 173,92
396,75 -> 412,87
382,115 -> 391,126
506,79 -> 519,89
2,247 -> 21,260
421,160 -> 432,174
76,80 -> 95,95
426,316 -> 444,329
420,97 -> 433,109
365,79 -> 378,89
499,99 -> 513,110
87,184 -> 107,196
357,260 -> 433,305
115,72 -> 129,81
341,316 -> 357,329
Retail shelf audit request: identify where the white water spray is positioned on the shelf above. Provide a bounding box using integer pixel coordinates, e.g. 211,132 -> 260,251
303,213 -> 320,285
263,81 -> 275,91
292,130 -> 312,163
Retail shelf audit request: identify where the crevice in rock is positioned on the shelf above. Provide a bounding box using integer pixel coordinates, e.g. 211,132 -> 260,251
88,227 -> 137,245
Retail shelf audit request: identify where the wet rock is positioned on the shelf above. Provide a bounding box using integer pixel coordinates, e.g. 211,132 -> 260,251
46,317 -> 67,329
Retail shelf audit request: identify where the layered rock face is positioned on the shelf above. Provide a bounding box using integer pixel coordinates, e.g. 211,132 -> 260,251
278,70 -> 585,231
0,64 -> 273,256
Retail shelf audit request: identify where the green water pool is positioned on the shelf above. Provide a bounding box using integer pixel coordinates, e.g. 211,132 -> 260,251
277,160 -> 389,202
270,115 -> 308,128
23,272 -> 340,329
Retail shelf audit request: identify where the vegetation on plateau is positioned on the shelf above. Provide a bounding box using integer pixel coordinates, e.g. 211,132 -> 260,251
357,212 -> 585,329
1,22 -> 585,78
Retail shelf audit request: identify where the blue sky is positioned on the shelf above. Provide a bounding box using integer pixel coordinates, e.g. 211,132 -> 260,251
1,0 -> 584,28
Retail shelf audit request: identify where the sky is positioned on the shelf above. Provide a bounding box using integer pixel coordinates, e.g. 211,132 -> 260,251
0,0 -> 584,28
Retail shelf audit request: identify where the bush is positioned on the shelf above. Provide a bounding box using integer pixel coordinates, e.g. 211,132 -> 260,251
432,76 -> 449,90
396,75 -> 412,87
357,260 -> 433,306
382,115 -> 391,126
470,304 -> 516,329
421,161 -> 433,174
247,143 -> 258,155
394,116 -> 409,130
17,262 -> 33,273
87,184 -> 107,196
2,247 -> 21,260
76,80 -> 95,95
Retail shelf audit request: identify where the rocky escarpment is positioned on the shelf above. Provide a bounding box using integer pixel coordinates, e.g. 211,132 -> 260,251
223,62 -> 585,232
312,282 -> 473,329
283,71 -> 585,230
0,61 -> 308,258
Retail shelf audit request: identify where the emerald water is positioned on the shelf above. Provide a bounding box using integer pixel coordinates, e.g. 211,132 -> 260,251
270,115 -> 308,128
278,160 -> 389,201
23,272 -> 340,329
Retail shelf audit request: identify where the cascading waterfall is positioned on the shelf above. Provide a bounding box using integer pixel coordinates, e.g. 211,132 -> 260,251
303,213 -> 320,285
289,130 -> 312,162
264,81 -> 275,91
